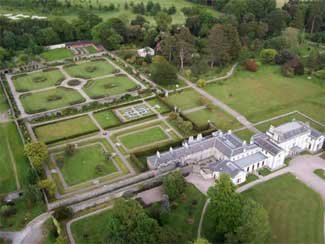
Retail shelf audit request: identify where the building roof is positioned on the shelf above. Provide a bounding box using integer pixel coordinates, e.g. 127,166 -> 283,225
310,127 -> 324,139
233,152 -> 267,168
204,158 -> 243,178
271,121 -> 310,143
147,131 -> 258,168
252,133 -> 283,156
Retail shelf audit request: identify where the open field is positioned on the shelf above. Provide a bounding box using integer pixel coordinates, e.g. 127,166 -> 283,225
20,87 -> 85,114
164,89 -> 203,110
203,173 -> 325,243
185,107 -> 242,131
12,69 -> 65,92
204,65 -> 325,124
83,75 -> 138,99
119,126 -> 169,149
53,143 -> 118,185
41,48 -> 73,61
64,60 -> 115,79
93,109 -> 121,129
34,115 -> 99,144
0,122 -> 30,195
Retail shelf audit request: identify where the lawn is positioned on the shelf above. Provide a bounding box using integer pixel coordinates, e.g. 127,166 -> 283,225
20,87 -> 85,114
41,48 -> 73,61
184,107 -> 242,131
64,60 -> 115,79
119,126 -> 169,149
0,85 -> 9,114
12,69 -> 65,92
147,184 -> 206,243
204,65 -> 325,124
314,169 -> 325,180
83,75 -> 138,99
93,109 -> 121,129
0,122 -> 30,195
54,144 -> 118,185
234,129 -> 255,142
71,208 -> 113,244
164,89 -> 203,111
147,98 -> 171,114
85,45 -> 98,54
34,115 -> 99,144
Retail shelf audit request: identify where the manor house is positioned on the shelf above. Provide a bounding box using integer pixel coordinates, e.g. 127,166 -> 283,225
147,121 -> 324,185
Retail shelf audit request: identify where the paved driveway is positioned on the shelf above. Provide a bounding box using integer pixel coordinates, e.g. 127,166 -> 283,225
288,155 -> 325,200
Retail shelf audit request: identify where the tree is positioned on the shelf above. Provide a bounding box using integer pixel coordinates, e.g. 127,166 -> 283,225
37,179 -> 56,198
24,142 -> 49,173
175,27 -> 195,69
106,198 -> 161,243
154,11 -> 172,31
197,79 -> 207,88
53,207 -> 73,221
163,171 -> 186,200
65,144 -> 76,156
208,24 -> 228,67
150,56 -> 177,86
260,49 -> 278,64
92,22 -> 123,50
266,9 -> 288,35
226,198 -> 270,243
244,59 -> 258,72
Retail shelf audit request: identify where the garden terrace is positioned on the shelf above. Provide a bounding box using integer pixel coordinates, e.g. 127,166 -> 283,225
34,115 -> 99,144
83,75 -> 139,99
146,98 -> 171,114
20,87 -> 85,114
0,85 -> 9,114
52,143 -> 118,186
163,88 -> 203,111
93,109 -> 121,129
204,65 -> 325,124
12,69 -> 65,92
48,139 -> 130,195
41,48 -> 73,61
64,60 -> 115,79
203,173 -> 325,243
111,121 -> 180,154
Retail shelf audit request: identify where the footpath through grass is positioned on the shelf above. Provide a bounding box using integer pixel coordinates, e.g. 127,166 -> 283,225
204,65 -> 325,124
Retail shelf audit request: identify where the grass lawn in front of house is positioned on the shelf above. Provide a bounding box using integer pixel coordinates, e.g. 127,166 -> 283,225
41,48 -> 73,61
164,89 -> 203,111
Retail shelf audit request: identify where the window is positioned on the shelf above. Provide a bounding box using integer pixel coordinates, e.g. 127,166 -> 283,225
247,167 -> 250,172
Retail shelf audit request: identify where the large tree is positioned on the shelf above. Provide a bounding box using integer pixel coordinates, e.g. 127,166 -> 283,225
150,56 -> 177,86
24,142 -> 48,173
175,27 -> 195,69
163,171 -> 186,200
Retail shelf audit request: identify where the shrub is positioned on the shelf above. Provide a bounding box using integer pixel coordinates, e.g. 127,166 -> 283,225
85,66 -> 97,73
65,144 -> 76,156
95,164 -> 105,175
260,49 -> 278,64
67,80 -> 81,86
56,155 -> 65,168
244,59 -> 259,72
47,95 -> 62,102
33,76 -> 47,83
314,70 -> 325,79
282,63 -> 294,77
53,207 -> 73,221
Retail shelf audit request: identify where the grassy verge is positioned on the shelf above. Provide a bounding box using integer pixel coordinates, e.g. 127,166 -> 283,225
314,169 -> 325,180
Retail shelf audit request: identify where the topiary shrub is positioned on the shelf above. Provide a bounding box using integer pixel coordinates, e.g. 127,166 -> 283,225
33,76 -> 47,83
47,95 -> 62,102
244,59 -> 259,72
67,80 -> 81,86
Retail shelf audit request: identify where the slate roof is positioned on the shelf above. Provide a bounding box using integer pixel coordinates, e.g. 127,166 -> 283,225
310,127 -> 324,139
233,152 -> 267,168
272,121 -> 310,143
203,158 -> 243,178
252,133 -> 283,156
147,131 -> 258,169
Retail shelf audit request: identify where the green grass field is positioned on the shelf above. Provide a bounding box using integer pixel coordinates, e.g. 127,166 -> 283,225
203,174 -> 325,243
54,144 -> 117,185
41,48 -> 73,61
164,89 -> 203,110
0,85 -> 9,114
20,87 -> 85,114
71,208 -> 113,244
12,69 -> 65,92
204,65 -> 325,124
147,98 -> 171,114
119,126 -> 169,149
93,109 -> 121,129
34,116 -> 99,144
85,45 -> 98,54
185,107 -> 242,130
64,60 -> 115,79
83,75 -> 138,99
0,123 -> 30,195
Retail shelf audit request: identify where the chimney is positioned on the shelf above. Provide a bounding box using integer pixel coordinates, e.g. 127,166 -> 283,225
170,147 -> 173,153
157,151 -> 160,158
197,133 -> 203,141
228,130 -> 232,134
188,136 -> 194,144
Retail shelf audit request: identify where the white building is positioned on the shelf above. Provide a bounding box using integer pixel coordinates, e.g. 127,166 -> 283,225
137,47 -> 155,58
147,121 -> 324,185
